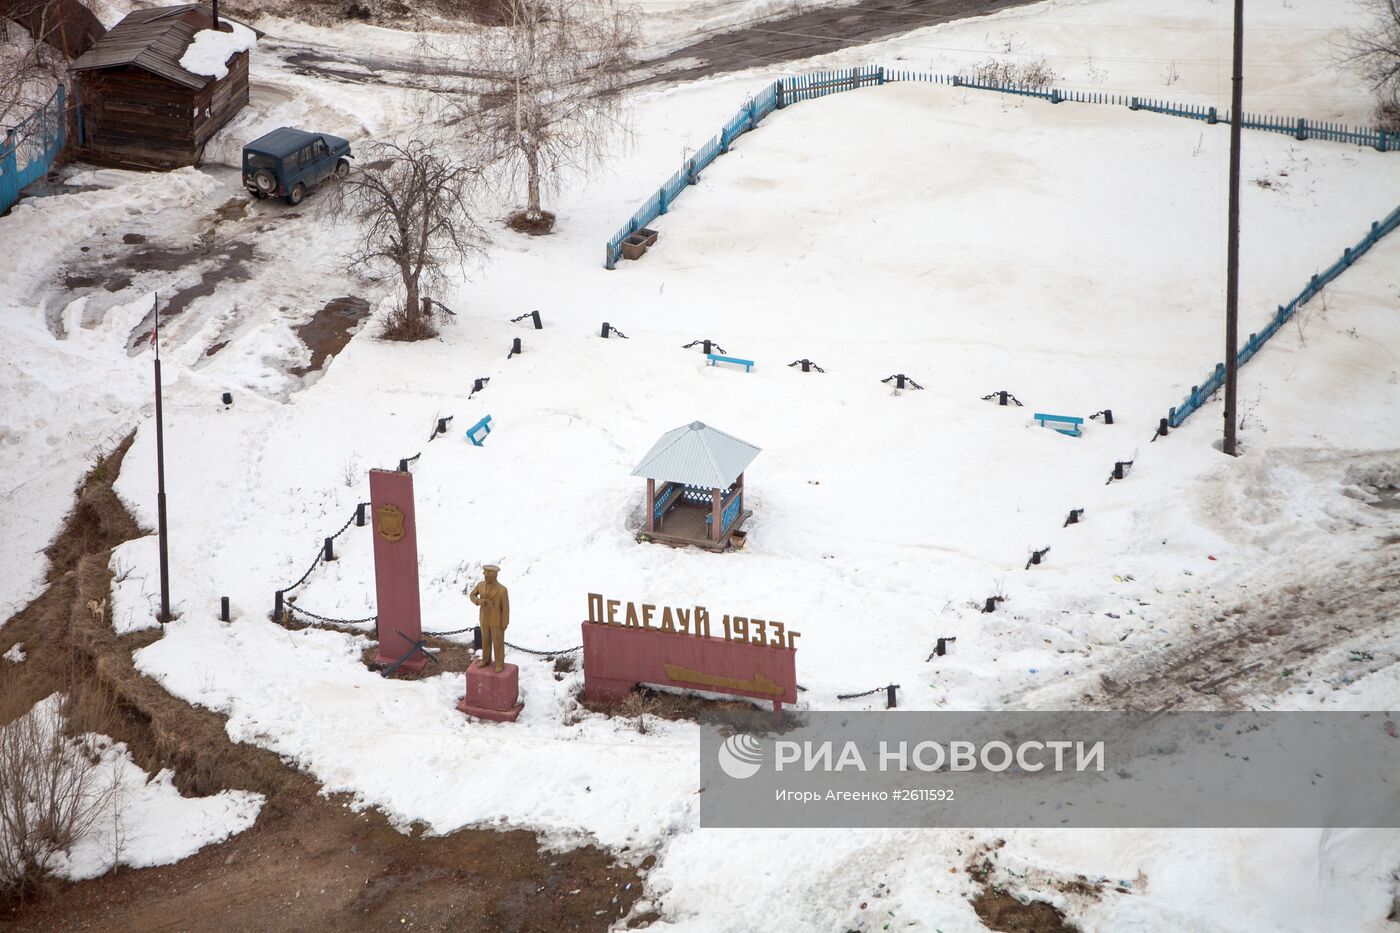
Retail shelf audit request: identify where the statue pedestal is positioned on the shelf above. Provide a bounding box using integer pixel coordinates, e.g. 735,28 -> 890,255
457,662 -> 523,722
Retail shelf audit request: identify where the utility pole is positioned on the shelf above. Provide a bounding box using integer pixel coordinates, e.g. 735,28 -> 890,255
151,296 -> 171,623
1223,0 -> 1244,456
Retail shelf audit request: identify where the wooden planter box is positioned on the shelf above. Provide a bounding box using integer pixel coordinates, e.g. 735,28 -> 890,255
621,227 -> 659,261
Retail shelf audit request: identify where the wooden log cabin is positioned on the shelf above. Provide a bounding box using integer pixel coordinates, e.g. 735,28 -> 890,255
69,4 -> 259,169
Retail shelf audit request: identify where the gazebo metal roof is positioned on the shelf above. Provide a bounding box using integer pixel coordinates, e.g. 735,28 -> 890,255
631,421 -> 760,489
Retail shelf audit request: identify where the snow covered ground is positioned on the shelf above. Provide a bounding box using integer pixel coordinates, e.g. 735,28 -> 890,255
2,0 -> 1398,928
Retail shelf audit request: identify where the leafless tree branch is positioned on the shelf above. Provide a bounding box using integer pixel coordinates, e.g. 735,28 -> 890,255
436,0 -> 638,231
1343,0 -> 1400,128
326,138 -> 491,340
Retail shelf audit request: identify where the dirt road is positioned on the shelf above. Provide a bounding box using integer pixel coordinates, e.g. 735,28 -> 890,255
645,0 -> 1041,83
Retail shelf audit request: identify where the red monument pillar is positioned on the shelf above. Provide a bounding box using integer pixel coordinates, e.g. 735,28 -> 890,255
369,468 -> 426,674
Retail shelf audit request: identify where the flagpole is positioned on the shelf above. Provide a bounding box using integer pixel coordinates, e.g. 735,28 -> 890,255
152,295 -> 171,623
1223,0 -> 1244,457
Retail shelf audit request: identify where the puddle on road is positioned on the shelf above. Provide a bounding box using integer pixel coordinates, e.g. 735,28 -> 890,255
121,241 -> 258,348
289,296 -> 372,377
1371,486 -> 1400,511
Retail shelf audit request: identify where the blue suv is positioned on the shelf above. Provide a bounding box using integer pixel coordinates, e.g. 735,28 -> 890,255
243,127 -> 352,205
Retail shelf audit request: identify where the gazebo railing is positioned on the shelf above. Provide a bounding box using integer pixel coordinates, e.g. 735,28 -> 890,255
706,489 -> 743,535
721,491 -> 743,533
653,482 -> 681,525
680,483 -> 714,505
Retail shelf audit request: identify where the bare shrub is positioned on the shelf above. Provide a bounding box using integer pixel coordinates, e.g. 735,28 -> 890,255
0,684 -> 116,905
1345,0 -> 1400,130
328,139 -> 490,342
618,691 -> 654,734
961,58 -> 1059,91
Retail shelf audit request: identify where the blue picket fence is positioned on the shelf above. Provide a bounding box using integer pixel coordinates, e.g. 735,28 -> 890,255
603,65 -> 1397,267
1167,203 -> 1400,429
1,86 -> 66,215
604,67 -> 882,268
1129,97 -> 1397,148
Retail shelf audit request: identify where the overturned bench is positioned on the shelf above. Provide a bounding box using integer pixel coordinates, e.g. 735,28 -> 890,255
466,415 -> 493,446
1033,412 -> 1083,437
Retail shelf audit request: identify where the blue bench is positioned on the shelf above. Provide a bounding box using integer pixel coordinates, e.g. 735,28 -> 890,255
1033,413 -> 1084,437
707,353 -> 754,372
466,415 -> 493,446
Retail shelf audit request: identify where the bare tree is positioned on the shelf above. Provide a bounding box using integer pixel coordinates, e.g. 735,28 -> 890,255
0,2 -> 67,127
1346,0 -> 1400,129
328,139 -> 489,341
467,0 -> 637,233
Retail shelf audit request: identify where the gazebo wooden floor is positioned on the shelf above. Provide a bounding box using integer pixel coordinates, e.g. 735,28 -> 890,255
641,506 -> 751,552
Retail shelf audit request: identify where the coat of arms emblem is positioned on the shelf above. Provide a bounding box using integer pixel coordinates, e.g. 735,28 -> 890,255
376,503 -> 406,542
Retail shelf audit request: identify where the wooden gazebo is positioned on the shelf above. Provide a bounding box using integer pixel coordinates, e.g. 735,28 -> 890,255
632,421 -> 758,551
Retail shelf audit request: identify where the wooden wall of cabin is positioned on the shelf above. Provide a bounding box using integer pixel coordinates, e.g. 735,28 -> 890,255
192,50 -> 249,149
77,65 -> 196,167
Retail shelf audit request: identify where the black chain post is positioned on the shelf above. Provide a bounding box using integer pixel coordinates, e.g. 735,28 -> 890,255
220,596 -> 230,622
1064,508 -> 1084,527
274,589 -> 284,621
1026,547 -> 1050,570
532,309 -> 542,330
323,536 -> 334,561
883,374 -> 924,390
356,502 -> 366,527
601,322 -> 610,338
885,684 -> 899,709
1091,409 -> 1115,425
508,337 -> 522,358
982,597 -> 997,613
470,377 -> 488,397
221,392 -> 232,406
1158,418 -> 1170,437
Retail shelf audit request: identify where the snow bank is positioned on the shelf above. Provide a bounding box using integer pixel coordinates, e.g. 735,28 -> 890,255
179,21 -> 258,81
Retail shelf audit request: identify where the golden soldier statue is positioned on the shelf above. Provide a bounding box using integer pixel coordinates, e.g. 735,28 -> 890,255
470,565 -> 510,672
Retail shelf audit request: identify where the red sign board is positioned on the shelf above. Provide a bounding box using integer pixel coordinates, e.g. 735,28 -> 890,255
369,469 -> 424,673
581,609 -> 798,720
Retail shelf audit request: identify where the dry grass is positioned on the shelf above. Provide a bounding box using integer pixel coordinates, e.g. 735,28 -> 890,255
507,209 -> 556,236
579,685 -> 794,734
962,58 -> 1059,91
379,305 -> 440,341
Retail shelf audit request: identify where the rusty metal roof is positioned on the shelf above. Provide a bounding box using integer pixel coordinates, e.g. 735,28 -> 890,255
71,4 -> 257,90
631,422 -> 760,489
